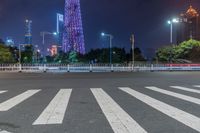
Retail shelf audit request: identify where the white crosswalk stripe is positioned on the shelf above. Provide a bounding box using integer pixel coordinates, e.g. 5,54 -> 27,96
33,89 -> 72,125
0,130 -> 12,133
0,91 -> 7,94
119,87 -> 200,132
170,86 -> 200,94
0,131 -> 12,133
0,85 -> 199,132
145,86 -> 200,105
91,88 -> 147,133
0,90 -> 41,111
193,85 -> 200,88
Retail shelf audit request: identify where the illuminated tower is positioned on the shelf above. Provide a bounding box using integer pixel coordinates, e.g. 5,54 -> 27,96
63,0 -> 85,54
24,20 -> 32,45
177,6 -> 200,43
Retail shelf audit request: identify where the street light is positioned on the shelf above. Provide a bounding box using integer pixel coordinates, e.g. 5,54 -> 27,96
167,18 -> 179,44
167,18 -> 179,63
130,34 -> 135,68
18,44 -> 24,64
40,31 -> 58,63
101,32 -> 114,65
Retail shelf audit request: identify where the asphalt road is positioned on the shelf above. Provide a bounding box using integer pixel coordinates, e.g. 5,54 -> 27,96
0,72 -> 199,133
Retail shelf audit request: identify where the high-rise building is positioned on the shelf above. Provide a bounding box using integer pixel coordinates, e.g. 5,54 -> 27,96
57,13 -> 64,46
49,45 -> 58,56
63,0 -> 85,54
24,20 -> 32,45
177,6 -> 200,44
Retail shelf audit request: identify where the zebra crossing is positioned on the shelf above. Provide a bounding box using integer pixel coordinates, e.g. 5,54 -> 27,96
33,89 -> 72,125
0,85 -> 199,133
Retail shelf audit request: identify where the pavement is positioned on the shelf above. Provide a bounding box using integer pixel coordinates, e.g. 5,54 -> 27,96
0,72 -> 199,133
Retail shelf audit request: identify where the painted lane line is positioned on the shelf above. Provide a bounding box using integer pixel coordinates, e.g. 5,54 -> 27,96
33,89 -> 72,125
146,86 -> 200,105
193,85 -> 200,88
0,90 -> 41,111
119,87 -> 200,132
170,86 -> 200,94
0,130 -> 12,133
0,91 -> 7,94
91,88 -> 147,133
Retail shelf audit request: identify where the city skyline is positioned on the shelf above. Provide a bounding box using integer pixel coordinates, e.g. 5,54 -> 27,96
0,0 -> 200,57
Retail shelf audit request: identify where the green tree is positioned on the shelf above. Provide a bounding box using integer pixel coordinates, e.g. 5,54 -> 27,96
156,39 -> 200,62
68,51 -> 78,63
21,45 -> 33,63
187,46 -> 200,62
156,46 -> 176,62
127,47 -> 146,62
0,44 -> 14,63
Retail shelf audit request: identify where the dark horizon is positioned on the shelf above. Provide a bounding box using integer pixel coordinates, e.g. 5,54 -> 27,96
0,0 -> 200,58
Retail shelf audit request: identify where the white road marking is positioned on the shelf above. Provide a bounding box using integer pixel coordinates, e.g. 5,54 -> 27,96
0,129 -> 11,133
193,85 -> 200,88
33,89 -> 72,125
146,86 -> 200,105
0,130 -> 12,133
0,91 -> 7,94
170,86 -> 200,94
91,88 -> 147,133
0,90 -> 41,111
119,87 -> 200,132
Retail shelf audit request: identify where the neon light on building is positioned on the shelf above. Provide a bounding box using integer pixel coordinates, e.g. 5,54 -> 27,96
24,20 -> 32,45
63,0 -> 85,54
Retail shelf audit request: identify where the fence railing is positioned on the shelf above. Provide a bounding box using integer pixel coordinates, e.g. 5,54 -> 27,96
0,63 -> 200,72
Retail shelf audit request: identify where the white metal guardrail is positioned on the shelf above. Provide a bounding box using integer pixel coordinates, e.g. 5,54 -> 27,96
0,64 -> 200,72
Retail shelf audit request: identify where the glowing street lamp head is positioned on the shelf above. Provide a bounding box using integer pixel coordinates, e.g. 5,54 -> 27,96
101,32 -> 105,36
168,18 -> 179,24
53,32 -> 58,35
172,18 -> 179,23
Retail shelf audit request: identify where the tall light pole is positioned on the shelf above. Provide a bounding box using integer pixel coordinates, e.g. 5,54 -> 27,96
40,32 -> 57,63
167,18 -> 179,44
167,18 -> 179,63
130,34 -> 135,67
19,44 -> 29,64
19,44 -> 23,64
101,32 -> 114,65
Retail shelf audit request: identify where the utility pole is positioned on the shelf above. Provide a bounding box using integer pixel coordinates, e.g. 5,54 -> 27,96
130,34 -> 135,68
101,33 -> 113,65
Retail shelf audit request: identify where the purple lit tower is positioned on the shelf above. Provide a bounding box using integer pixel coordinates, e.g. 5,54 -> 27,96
62,0 -> 85,54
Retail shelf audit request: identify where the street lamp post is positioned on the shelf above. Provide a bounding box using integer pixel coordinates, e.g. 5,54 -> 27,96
167,18 -> 179,63
19,44 -> 27,64
130,34 -> 135,68
40,32 -> 57,63
18,44 -> 28,72
167,18 -> 179,44
101,32 -> 114,65
19,44 -> 22,64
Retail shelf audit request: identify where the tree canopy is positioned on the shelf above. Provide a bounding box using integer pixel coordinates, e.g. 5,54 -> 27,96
156,39 -> 200,63
0,44 -> 14,63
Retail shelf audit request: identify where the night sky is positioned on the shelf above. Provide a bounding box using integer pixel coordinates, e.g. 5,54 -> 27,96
0,0 -> 200,58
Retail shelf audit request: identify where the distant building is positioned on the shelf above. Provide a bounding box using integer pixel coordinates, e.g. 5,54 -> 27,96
24,20 -> 32,45
57,13 -> 64,46
5,37 -> 14,46
50,45 -> 58,56
177,6 -> 200,44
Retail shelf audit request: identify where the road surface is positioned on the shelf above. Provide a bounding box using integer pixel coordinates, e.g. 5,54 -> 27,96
0,72 -> 199,133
